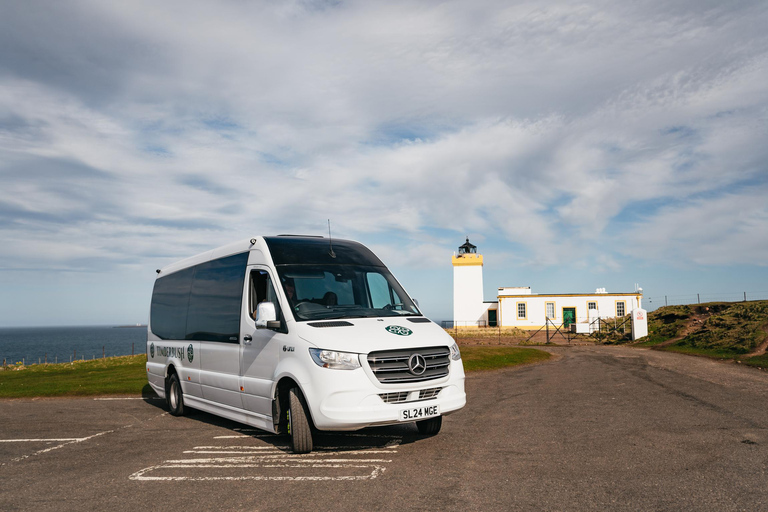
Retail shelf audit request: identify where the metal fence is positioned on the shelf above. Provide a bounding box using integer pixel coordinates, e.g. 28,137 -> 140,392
644,290 -> 768,311
2,343 -> 139,367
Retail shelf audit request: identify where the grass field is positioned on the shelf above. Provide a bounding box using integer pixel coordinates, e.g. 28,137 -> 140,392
0,346 -> 551,399
0,355 -> 150,398
459,345 -> 551,371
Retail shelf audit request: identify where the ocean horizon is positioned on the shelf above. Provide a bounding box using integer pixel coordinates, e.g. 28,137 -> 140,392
0,325 -> 148,365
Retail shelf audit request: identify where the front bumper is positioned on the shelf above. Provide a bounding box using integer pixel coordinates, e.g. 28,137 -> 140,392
304,359 -> 466,431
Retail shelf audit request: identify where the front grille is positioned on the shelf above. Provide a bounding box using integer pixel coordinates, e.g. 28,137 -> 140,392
367,346 -> 450,384
419,387 -> 442,400
378,388 -> 443,404
379,392 -> 409,404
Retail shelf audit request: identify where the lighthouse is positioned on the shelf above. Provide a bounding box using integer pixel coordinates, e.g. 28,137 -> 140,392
452,237 -> 487,327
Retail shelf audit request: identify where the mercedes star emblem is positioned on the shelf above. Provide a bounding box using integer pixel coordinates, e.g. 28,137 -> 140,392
408,353 -> 427,376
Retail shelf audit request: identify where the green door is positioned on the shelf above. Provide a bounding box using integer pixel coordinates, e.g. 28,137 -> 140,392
563,308 -> 576,328
488,309 -> 497,328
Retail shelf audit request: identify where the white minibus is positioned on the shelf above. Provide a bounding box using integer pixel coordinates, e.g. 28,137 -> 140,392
146,235 -> 466,453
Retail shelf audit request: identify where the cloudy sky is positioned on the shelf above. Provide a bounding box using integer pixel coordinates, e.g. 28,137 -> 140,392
1,0 -> 767,326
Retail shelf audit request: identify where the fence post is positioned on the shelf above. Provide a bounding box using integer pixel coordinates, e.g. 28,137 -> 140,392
546,318 -> 550,344
697,294 -> 700,304
665,296 -> 668,307
744,292 -> 747,302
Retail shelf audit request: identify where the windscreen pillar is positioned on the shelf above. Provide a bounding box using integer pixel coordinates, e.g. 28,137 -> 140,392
631,308 -> 648,341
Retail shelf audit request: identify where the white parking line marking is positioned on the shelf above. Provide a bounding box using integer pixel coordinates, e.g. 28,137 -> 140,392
130,438 -> 401,481
214,433 -> 281,439
93,397 -> 163,401
5,431 -> 113,464
0,438 -> 83,443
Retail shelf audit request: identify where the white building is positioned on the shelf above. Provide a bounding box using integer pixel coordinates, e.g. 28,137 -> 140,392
452,238 -> 643,331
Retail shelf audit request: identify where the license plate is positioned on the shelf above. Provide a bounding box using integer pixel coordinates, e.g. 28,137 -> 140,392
400,404 -> 440,421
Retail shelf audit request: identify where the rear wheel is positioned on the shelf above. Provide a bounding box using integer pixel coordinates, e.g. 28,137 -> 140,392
288,387 -> 313,454
416,415 -> 442,435
167,373 -> 185,416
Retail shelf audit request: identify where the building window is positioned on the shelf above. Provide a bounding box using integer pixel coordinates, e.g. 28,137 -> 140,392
545,302 -> 555,320
588,302 -> 597,310
517,302 -> 527,319
616,301 -> 626,317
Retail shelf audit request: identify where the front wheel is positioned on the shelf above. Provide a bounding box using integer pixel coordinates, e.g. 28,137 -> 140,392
288,387 -> 313,454
167,373 -> 185,416
416,415 -> 442,435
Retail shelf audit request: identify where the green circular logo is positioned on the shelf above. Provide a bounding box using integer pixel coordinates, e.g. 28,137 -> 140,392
150,343 -> 154,358
385,325 -> 413,336
187,344 -> 194,363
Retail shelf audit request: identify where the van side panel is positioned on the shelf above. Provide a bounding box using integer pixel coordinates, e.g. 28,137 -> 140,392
199,341 -> 242,409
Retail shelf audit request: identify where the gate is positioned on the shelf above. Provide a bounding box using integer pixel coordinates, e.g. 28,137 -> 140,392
524,318 -> 571,344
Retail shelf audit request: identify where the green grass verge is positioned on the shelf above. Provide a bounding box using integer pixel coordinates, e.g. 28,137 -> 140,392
0,355 -> 149,398
742,353 -> 768,369
0,347 -> 552,399
460,346 -> 551,372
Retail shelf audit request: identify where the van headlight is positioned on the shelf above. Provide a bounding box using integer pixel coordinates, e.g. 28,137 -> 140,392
449,342 -> 461,361
309,348 -> 362,370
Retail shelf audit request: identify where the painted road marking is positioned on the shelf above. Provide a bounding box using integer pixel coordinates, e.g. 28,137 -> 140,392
1,431 -> 113,465
1,411 -> 169,466
0,438 -> 84,443
93,397 -> 163,401
130,438 -> 400,481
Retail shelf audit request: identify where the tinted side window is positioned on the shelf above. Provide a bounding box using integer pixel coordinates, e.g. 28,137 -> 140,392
150,267 -> 194,340
185,252 -> 249,343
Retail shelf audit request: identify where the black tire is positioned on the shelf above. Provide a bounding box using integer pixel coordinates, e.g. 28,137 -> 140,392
416,415 -> 442,435
288,387 -> 313,454
167,373 -> 185,417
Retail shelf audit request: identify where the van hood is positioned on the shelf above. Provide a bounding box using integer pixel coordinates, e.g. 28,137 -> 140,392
293,317 -> 455,354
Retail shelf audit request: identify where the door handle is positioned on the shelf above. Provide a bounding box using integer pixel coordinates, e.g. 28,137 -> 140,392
243,335 -> 252,345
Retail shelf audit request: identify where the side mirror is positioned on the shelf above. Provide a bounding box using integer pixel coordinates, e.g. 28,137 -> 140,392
255,302 -> 281,329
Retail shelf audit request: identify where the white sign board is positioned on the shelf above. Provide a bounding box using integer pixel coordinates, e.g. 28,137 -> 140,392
631,308 -> 648,341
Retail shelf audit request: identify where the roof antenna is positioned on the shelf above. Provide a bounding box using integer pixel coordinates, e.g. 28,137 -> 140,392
327,219 -> 336,258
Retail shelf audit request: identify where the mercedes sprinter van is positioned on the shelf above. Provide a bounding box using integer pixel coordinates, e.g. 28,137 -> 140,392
146,236 -> 466,453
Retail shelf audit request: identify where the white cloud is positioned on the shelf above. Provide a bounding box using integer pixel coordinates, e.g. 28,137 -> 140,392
1,0 -> 767,324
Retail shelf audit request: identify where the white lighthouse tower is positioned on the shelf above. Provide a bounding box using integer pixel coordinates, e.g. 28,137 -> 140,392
452,237 -> 486,327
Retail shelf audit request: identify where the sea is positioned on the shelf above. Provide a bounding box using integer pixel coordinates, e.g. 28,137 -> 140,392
0,325 -> 147,365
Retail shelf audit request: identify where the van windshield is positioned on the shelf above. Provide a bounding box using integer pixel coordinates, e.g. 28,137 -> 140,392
275,265 -> 422,321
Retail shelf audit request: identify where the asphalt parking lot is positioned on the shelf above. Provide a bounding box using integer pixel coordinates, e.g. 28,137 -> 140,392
2,345 -> 768,511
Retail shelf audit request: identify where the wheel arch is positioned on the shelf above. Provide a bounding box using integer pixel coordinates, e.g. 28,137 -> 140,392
273,376 -> 315,434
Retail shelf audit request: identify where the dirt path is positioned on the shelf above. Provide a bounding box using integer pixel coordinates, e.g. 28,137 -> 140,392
654,313 -> 708,348
740,321 -> 768,358
651,313 -> 768,359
